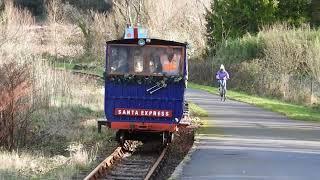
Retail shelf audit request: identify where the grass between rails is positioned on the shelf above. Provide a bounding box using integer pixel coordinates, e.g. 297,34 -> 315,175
188,82 -> 320,122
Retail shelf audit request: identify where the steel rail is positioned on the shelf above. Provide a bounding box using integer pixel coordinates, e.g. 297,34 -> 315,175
85,145 -> 168,180
144,146 -> 168,180
84,147 -> 124,180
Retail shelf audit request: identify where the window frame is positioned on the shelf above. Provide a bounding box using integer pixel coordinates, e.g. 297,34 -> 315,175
106,44 -> 185,76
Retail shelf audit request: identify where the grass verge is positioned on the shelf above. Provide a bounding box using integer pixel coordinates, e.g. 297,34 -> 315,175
188,82 -> 320,122
189,102 -> 208,117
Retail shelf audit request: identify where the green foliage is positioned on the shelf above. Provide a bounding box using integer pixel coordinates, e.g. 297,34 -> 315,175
206,0 -> 277,48
311,0 -> 320,26
277,0 -> 311,26
0,1 -> 4,12
212,26 -> 320,67
193,26 -> 320,105
206,0 -> 312,50
14,0 -> 45,16
67,0 -> 111,12
215,34 -> 265,65
12,0 -> 110,17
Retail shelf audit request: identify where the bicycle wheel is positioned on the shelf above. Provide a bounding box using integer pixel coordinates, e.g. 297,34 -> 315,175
222,88 -> 226,101
220,88 -> 226,101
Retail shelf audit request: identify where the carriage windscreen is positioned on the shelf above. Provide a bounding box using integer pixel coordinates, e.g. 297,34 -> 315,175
107,45 -> 184,76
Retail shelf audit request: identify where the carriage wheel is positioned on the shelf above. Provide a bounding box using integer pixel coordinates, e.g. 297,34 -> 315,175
116,130 -> 126,147
162,132 -> 168,146
162,132 -> 173,146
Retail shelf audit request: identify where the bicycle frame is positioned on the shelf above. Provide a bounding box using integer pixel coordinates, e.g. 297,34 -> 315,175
218,79 -> 226,101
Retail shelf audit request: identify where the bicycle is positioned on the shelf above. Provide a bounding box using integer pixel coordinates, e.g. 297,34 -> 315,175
218,79 -> 226,101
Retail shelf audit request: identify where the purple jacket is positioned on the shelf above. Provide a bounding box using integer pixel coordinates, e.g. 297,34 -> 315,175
216,70 -> 230,80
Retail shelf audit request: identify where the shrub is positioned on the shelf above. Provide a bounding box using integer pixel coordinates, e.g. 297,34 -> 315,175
13,0 -> 45,16
67,0 -> 111,13
0,62 -> 32,150
206,0 -> 312,51
206,0 -> 277,49
214,34 -> 265,65
277,0 -> 311,27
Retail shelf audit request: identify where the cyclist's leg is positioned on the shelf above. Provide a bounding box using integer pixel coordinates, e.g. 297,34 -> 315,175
223,79 -> 227,91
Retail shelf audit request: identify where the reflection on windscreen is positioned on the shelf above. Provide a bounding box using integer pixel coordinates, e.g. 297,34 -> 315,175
108,45 -> 183,76
109,47 -> 129,73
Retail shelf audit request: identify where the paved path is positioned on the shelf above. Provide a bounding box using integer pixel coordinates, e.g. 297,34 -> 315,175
179,89 -> 320,180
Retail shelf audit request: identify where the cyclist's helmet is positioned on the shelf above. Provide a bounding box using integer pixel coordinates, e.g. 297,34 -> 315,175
220,64 -> 225,71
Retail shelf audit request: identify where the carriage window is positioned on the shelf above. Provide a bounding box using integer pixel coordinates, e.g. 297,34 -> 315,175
133,48 -> 143,73
109,46 -> 129,73
107,45 -> 184,76
149,48 -> 163,75
160,48 -> 182,76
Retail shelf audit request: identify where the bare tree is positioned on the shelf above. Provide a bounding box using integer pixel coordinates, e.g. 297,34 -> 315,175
0,62 -> 32,150
112,0 -> 145,26
110,0 -> 210,56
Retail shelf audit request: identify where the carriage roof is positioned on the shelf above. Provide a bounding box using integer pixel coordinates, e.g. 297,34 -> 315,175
106,38 -> 187,47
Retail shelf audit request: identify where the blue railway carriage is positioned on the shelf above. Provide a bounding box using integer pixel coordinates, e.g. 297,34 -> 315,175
104,36 -> 188,145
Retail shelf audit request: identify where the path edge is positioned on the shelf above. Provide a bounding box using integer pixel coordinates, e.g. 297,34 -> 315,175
168,135 -> 200,179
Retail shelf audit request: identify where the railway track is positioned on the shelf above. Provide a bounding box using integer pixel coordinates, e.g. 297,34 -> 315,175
55,68 -> 104,81
84,142 -> 168,180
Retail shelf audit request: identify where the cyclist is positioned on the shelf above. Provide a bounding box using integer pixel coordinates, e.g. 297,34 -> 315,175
215,64 -> 230,92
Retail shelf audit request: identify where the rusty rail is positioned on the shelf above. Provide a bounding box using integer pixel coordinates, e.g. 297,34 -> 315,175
144,146 -> 168,180
84,147 -> 124,180
85,144 -> 168,180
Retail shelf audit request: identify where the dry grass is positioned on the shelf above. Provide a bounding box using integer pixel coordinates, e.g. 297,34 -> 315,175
0,0 -> 211,177
0,142 -> 96,177
0,3 -> 111,178
0,151 -> 68,176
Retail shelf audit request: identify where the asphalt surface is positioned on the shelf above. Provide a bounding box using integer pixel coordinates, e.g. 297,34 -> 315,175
179,89 -> 320,180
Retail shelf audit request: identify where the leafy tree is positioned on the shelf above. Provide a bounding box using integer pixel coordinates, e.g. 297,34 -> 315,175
206,0 -> 278,49
14,0 -> 45,16
311,0 -> 320,26
13,0 -> 111,17
206,0 -> 313,50
277,0 -> 311,26
0,1 -> 4,12
66,0 -> 111,13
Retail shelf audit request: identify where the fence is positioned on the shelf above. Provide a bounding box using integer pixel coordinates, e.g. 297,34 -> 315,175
279,75 -> 319,105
